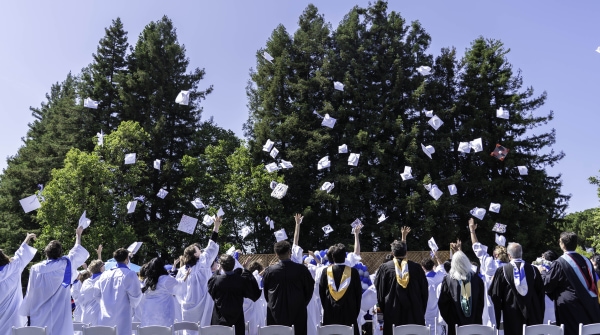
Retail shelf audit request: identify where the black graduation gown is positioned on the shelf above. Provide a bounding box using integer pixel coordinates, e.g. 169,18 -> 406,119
488,262 -> 545,335
374,259 -> 428,335
319,265 -> 363,335
437,274 -> 484,335
262,259 -> 315,335
544,254 -> 600,335
208,268 -> 261,335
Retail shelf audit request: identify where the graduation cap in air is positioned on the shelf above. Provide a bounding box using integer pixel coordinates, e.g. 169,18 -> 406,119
428,237 -> 439,252
517,166 -> 528,175
271,183 -> 288,199
333,81 -> 344,91
78,210 -> 91,229
457,142 -> 471,153
428,116 -> 444,130
339,144 -> 348,153
175,91 -> 190,105
495,234 -> 506,247
265,162 -> 280,173
191,198 -> 205,209
320,182 -> 334,193
470,138 -> 483,153
489,203 -> 501,213
19,195 -> 41,213
240,226 -> 251,239
348,153 -> 360,166
265,216 -> 274,230
203,214 -> 215,226
279,160 -> 293,169
322,114 -> 336,128
421,144 -> 435,159
318,156 -> 331,170
263,51 -> 274,63
417,66 -> 431,76
377,214 -> 388,224
274,228 -> 288,242
126,200 -> 137,214
322,224 -> 334,235
492,223 -> 507,234
496,107 -> 509,119
424,109 -> 434,118
127,242 -> 143,255
270,147 -> 279,159
448,184 -> 458,195
263,139 -> 274,152
156,188 -> 169,199
178,214 -> 198,235
400,166 -> 413,181
124,153 -> 136,165
470,207 -> 486,220
490,144 -> 510,161
153,159 -> 161,170
97,130 -> 104,147
84,98 -> 99,109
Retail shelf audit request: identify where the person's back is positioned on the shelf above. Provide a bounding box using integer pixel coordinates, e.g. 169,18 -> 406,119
141,259 -> 182,327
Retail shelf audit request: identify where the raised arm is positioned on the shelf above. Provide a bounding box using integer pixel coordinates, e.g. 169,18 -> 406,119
401,226 -> 411,243
469,218 -> 479,244
212,215 -> 222,241
75,226 -> 83,246
293,213 -> 303,246
96,244 -> 103,260
23,233 -> 36,245
353,224 -> 362,256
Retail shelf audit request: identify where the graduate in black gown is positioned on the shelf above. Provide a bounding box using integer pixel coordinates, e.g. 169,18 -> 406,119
488,242 -> 544,335
543,232 -> 600,335
438,251 -> 484,335
319,243 -> 362,335
208,254 -> 261,335
262,240 -> 315,335
374,239 -> 428,335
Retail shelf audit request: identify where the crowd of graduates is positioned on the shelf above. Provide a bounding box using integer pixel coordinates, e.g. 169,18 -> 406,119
1,215 -> 600,335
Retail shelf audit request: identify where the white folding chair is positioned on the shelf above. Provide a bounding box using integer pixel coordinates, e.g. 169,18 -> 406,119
245,321 -> 250,335
455,324 -> 496,335
11,327 -> 47,335
257,325 -> 295,335
82,326 -> 117,335
73,322 -> 89,332
523,324 -> 564,335
317,324 -> 353,335
137,325 -> 172,335
580,323 -> 600,335
132,322 -> 141,335
200,325 -> 236,335
173,321 -> 200,335
392,324 -> 430,335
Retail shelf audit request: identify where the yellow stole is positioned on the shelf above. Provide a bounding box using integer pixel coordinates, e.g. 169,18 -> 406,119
327,265 -> 352,301
393,258 -> 410,288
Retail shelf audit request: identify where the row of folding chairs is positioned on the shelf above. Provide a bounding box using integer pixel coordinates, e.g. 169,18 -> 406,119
389,322 -> 600,335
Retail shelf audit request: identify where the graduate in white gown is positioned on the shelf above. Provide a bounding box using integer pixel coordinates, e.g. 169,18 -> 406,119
0,233 -> 37,334
94,247 -> 143,335
179,215 -> 222,332
79,259 -> 104,326
140,257 -> 183,327
20,227 -> 90,335
421,252 -> 446,335
71,269 -> 91,322
243,260 -> 267,335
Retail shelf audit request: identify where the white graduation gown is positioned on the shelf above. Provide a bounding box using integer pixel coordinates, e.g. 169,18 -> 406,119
19,244 -> 89,335
472,242 -> 498,327
0,242 -> 36,334
71,279 -> 83,322
141,275 -> 182,327
243,271 -> 267,335
79,276 -> 101,325
179,239 -> 219,330
424,267 -> 446,335
93,265 -> 143,335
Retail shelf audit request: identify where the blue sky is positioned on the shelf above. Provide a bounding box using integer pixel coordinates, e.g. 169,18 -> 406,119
0,1 -> 598,213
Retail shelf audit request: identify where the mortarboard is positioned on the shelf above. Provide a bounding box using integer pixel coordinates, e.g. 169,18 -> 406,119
491,144 -> 510,161
417,66 -> 432,75
126,200 -> 137,214
322,114 -> 336,128
279,160 -> 293,169
124,153 -> 136,165
457,142 -> 471,153
266,216 -> 274,230
175,91 -> 190,105
428,115 -> 444,130
318,156 -> 331,170
421,144 -> 435,159
84,98 -> 99,109
496,107 -> 509,119
178,214 -> 198,234
429,184 -> 443,200
19,194 -> 41,213
226,246 -> 236,256
517,166 -> 528,175
97,130 -> 104,147
334,81 -> 344,91
489,203 -> 501,213
78,210 -> 91,229
274,228 -> 288,242
448,184 -> 458,195
270,148 -> 279,159
492,222 -> 507,234
156,188 -> 169,199
322,224 -> 334,235
202,214 -> 215,226
320,182 -> 335,193
470,207 -> 486,220
241,226 -> 251,239
263,51 -> 274,63
153,159 -> 161,170
265,162 -> 280,173
400,166 -> 413,181
217,207 -> 225,217
263,139 -> 274,152
348,153 -> 360,166
339,144 -> 348,154
428,237 -> 439,252
470,138 -> 483,153
127,242 -> 143,255
377,214 -> 387,224
495,234 -> 506,247
271,183 -> 288,199
269,181 -> 278,190
191,198 -> 205,209
424,109 -> 434,118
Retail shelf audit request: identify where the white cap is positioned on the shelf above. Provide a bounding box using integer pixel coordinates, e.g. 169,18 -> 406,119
226,246 -> 236,256
429,185 -> 443,200
270,147 -> 279,159
448,184 -> 457,195
124,153 -> 136,165
19,194 -> 41,213
428,115 -> 444,130
334,81 -> 344,91
492,223 -> 507,234
202,214 -> 215,226
496,107 -> 509,119
424,109 -> 434,118
84,97 -> 99,109
517,166 -> 528,175
240,226 -> 251,239
322,114 -> 336,128
274,228 -> 288,242
97,130 -> 104,147
153,159 -> 161,170
470,207 -> 486,220
265,162 -> 280,173
271,183 -> 288,199
127,242 -> 143,255
351,218 -> 362,228
269,181 -> 278,189
470,138 -> 483,152
320,182 -> 335,193
126,200 -> 137,214
457,142 -> 471,153
428,237 -> 439,252
156,188 -> 169,199
495,234 -> 506,247
491,144 -> 509,161
178,214 -> 198,234
266,216 -> 274,230
322,224 -> 334,235
263,139 -> 275,152
377,214 -> 387,224
417,66 -> 431,76
424,183 -> 432,191
339,144 -> 348,153
217,207 -> 225,217
489,203 -> 501,213
400,166 -> 413,181
175,90 -> 190,105
191,198 -> 205,209
318,156 -> 331,170
279,160 -> 293,169
348,153 -> 360,166
421,144 -> 435,159
263,51 -> 274,63
78,210 -> 91,229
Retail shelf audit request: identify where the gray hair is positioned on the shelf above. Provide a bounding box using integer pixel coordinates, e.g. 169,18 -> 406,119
449,251 -> 472,281
507,242 -> 523,259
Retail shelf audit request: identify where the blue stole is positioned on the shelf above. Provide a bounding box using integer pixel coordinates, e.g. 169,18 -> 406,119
426,271 -> 436,278
115,263 -> 129,270
92,272 -> 102,279
561,253 -> 597,298
46,257 -> 71,288
0,264 -> 7,272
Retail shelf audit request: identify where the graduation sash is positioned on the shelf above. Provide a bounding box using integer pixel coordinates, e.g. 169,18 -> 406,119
46,257 -> 72,288
393,258 -> 410,288
560,253 -> 599,301
459,276 -> 472,317
510,260 -> 528,296
327,265 -> 352,301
